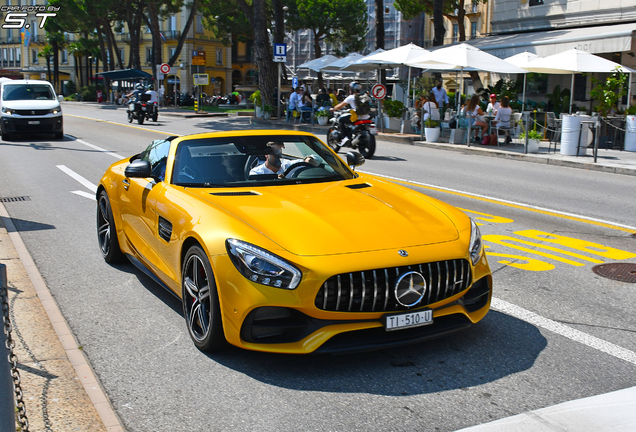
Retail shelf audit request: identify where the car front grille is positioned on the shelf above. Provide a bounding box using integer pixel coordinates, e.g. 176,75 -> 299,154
14,109 -> 50,116
315,259 -> 471,312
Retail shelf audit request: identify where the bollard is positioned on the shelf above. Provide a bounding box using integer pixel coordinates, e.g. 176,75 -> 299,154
0,263 -> 17,432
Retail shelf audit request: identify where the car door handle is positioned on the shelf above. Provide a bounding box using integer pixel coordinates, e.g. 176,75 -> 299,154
122,179 -> 130,190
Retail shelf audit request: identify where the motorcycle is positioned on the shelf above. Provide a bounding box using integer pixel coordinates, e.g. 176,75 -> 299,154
327,110 -> 378,159
127,94 -> 158,125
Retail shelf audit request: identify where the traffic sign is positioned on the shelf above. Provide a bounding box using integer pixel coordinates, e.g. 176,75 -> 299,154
192,50 -> 206,66
372,84 -> 387,100
160,63 -> 170,74
193,74 -> 209,85
292,77 -> 298,89
274,43 -> 287,62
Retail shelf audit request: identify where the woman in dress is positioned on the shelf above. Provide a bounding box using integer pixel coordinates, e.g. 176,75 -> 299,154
466,94 -> 488,143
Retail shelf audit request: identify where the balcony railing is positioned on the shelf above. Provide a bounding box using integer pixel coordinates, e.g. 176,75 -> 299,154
164,30 -> 181,40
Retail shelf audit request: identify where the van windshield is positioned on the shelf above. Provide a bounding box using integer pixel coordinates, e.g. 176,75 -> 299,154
2,84 -> 55,101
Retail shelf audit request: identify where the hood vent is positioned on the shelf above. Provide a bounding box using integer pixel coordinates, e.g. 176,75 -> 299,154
346,183 -> 371,190
210,191 -> 259,196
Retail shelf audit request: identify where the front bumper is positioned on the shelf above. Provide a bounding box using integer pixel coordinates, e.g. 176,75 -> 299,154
1,114 -> 63,134
211,241 -> 492,354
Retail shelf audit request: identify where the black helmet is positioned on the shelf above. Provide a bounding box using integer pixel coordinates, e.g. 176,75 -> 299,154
350,82 -> 362,92
148,85 -> 154,90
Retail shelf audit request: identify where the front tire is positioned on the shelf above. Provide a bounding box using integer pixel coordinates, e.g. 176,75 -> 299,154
127,111 -> 133,123
358,132 -> 376,159
182,245 -> 225,352
97,191 -> 125,263
327,127 -> 341,153
152,113 -> 158,122
55,131 -> 64,140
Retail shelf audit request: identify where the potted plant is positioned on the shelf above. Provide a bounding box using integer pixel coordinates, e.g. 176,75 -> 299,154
383,99 -> 405,131
519,129 -> 542,152
249,91 -> 263,118
315,109 -> 330,126
262,104 -> 274,120
424,118 -> 440,143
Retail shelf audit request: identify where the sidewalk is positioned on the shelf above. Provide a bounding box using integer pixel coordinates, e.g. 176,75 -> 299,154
0,202 -> 119,431
455,385 -> 636,432
249,117 -> 636,177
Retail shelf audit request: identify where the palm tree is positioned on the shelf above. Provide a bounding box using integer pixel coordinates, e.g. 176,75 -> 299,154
38,45 -> 53,83
68,42 -> 83,87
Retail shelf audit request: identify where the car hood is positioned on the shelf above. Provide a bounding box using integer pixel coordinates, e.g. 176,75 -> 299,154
193,178 -> 460,256
2,100 -> 59,110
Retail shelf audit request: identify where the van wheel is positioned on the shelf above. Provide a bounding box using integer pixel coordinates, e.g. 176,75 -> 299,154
55,132 -> 64,140
2,133 -> 12,141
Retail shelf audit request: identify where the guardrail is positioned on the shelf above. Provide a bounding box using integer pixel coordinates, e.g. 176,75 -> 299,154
1,263 -> 16,432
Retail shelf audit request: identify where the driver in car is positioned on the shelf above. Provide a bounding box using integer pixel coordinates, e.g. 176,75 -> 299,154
249,141 -> 322,178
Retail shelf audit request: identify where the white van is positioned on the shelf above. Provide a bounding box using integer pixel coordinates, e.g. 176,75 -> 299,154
0,79 -> 64,140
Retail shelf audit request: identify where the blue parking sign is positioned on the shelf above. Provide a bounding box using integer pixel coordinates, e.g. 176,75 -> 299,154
292,77 -> 298,89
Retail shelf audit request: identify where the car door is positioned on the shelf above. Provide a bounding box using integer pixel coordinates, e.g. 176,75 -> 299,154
118,140 -> 171,269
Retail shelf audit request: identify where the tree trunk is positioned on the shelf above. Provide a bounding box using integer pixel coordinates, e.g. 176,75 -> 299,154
46,57 -> 52,83
168,0 -> 197,66
457,0 -> 466,41
104,22 -> 117,70
77,55 -> 83,87
433,0 -> 445,46
74,55 -> 80,88
52,40 -> 59,92
375,0 -> 386,84
127,12 -> 142,70
145,1 -> 163,84
97,28 -> 110,95
313,31 -> 324,89
237,0 -> 277,106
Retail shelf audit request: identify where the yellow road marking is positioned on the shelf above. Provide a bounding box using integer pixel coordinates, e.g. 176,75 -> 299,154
66,113 -> 183,136
377,176 -> 636,234
459,208 -> 514,224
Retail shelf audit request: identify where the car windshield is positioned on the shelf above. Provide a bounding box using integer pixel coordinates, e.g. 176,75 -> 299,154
172,135 -> 355,187
2,84 -> 55,101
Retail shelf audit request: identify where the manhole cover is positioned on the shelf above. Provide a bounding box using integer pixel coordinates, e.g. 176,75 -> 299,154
0,196 -> 30,203
592,263 -> 636,283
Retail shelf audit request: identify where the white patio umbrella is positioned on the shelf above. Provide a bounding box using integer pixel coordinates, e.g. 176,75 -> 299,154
320,53 -> 365,73
519,48 -> 636,113
297,55 -> 339,72
407,43 -> 527,109
504,51 -> 543,112
343,44 -> 428,105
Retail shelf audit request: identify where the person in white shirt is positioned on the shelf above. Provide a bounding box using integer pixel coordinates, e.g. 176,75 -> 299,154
486,94 -> 500,115
492,96 -> 513,145
145,85 -> 159,103
431,80 -> 449,107
249,142 -> 322,178
331,82 -> 369,145
287,87 -> 303,121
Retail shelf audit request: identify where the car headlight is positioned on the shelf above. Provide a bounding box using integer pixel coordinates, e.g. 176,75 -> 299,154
226,239 -> 302,289
2,107 -> 14,115
49,107 -> 61,114
469,219 -> 483,266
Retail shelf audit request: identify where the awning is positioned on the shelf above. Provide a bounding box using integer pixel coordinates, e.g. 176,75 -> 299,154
465,23 -> 635,58
166,77 -> 180,84
96,69 -> 153,80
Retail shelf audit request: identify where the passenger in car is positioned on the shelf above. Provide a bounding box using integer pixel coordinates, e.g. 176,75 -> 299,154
249,141 -> 321,178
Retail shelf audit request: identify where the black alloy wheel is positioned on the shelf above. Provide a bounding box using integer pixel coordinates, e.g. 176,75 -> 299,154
182,245 -> 225,351
97,191 -> 125,263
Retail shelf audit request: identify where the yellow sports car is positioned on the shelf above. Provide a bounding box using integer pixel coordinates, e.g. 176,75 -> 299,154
97,130 -> 492,354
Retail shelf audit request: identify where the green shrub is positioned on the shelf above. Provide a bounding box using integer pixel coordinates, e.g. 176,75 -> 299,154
519,130 -> 542,140
64,80 -> 76,96
79,85 -> 102,102
383,99 -> 405,118
424,118 -> 439,128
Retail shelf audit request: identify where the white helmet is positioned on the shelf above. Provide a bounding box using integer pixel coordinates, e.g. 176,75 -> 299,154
350,82 -> 362,92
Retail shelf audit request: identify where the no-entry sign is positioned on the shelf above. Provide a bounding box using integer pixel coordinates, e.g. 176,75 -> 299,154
372,84 -> 387,99
160,63 -> 171,74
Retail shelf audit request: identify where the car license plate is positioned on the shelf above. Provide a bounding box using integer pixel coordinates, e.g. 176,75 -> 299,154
28,121 -> 40,125
384,310 -> 433,331
369,127 -> 378,135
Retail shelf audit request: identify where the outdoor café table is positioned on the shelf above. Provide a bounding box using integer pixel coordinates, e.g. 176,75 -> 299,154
484,115 -> 495,135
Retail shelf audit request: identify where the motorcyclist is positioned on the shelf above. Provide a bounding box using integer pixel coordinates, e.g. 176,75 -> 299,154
125,83 -> 145,103
331,82 -> 370,146
145,84 -> 159,115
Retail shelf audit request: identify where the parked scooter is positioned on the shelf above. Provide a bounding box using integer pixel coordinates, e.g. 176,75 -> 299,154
327,110 -> 378,159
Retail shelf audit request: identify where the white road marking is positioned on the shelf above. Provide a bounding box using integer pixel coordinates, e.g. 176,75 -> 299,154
71,190 -> 96,201
56,165 -> 97,193
72,137 -> 125,159
491,298 -> 636,366
365,172 -> 636,232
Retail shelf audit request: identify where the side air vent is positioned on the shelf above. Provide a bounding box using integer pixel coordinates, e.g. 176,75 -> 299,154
346,183 -> 371,190
158,216 -> 173,243
210,191 -> 259,196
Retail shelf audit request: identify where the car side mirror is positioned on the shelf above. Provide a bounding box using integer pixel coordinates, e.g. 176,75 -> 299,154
125,160 -> 152,178
346,151 -> 365,168
57,95 -> 64,102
